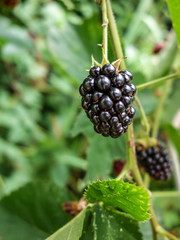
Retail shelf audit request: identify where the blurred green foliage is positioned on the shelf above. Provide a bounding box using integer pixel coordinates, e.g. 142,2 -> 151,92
0,0 -> 180,239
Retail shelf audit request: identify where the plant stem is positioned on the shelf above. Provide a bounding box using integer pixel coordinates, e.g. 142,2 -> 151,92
136,73 -> 179,91
157,226 -> 180,240
135,95 -> 150,136
152,79 -> 173,138
106,0 -> 126,69
152,191 -> 180,198
102,0 -> 108,60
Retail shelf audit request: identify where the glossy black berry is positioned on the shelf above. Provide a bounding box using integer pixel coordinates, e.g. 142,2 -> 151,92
126,106 -> 136,118
120,70 -> 133,80
136,142 -> 172,181
112,73 -> 125,87
101,63 -> 116,77
99,95 -> 113,110
115,101 -> 125,113
79,64 -> 136,138
123,85 -> 132,96
130,83 -> 136,96
109,88 -> 122,101
99,111 -> 111,122
95,75 -> 111,92
79,84 -> 86,96
89,66 -> 101,77
83,76 -> 94,92
92,91 -> 103,103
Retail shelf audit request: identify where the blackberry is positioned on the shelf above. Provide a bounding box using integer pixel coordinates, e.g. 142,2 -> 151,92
136,142 -> 172,180
79,63 -> 136,138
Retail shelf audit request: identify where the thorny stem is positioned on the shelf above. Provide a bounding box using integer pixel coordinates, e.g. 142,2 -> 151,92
106,0 -> 126,70
102,0 -> 108,62
135,95 -> 150,136
105,1 -> 180,240
152,79 -> 173,138
136,73 -> 179,91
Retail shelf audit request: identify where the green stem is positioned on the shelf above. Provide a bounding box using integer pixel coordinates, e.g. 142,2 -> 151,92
157,226 -> 180,240
144,173 -> 150,188
102,0 -> 108,61
136,73 -> 179,91
135,95 -> 150,136
106,0 -> 126,69
152,191 -> 180,198
152,79 -> 173,138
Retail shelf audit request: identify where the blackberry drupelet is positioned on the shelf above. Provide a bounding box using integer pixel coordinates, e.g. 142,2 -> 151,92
79,63 -> 136,138
136,142 -> 172,180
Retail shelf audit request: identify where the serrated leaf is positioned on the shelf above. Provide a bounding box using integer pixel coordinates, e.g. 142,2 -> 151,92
46,208 -> 86,240
167,0 -> 180,50
85,180 -> 151,222
80,204 -> 143,240
0,180 -> 75,238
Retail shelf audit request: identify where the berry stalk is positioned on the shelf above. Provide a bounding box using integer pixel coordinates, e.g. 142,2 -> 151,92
102,0 -> 108,62
106,0 -> 126,70
136,73 -> 179,91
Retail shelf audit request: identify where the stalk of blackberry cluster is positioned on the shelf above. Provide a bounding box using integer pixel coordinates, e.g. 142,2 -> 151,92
136,142 -> 171,181
79,63 -> 136,138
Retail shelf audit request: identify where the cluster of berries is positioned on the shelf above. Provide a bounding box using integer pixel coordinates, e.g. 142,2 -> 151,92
136,142 -> 172,181
79,63 -> 136,138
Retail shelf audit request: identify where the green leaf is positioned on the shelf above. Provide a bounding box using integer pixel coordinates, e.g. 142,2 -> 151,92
163,124 -> 180,158
0,205 -> 48,240
84,134 -> 126,183
46,208 -> 86,240
71,111 -> 96,140
0,181 -> 75,238
167,0 -> 180,50
85,180 -> 151,222
81,204 -> 143,240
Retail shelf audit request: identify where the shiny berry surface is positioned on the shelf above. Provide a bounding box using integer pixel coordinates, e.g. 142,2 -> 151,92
80,64 -> 136,138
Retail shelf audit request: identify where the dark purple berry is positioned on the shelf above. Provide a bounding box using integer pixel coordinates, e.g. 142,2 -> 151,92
82,100 -> 90,110
83,76 -> 94,92
109,88 -> 122,101
95,75 -> 111,92
91,104 -> 100,114
122,96 -> 131,107
92,91 -> 103,103
112,73 -> 125,87
122,84 -> 132,96
101,63 -> 116,77
136,142 -> 172,181
79,64 -> 136,138
99,95 -> 113,110
79,84 -> 86,96
89,66 -> 101,77
130,83 -> 136,95
126,106 -> 136,118
99,111 -> 111,122
120,70 -> 133,80
115,101 -> 125,113
84,94 -> 92,102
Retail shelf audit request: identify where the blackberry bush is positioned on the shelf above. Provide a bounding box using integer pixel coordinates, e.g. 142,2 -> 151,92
79,63 -> 136,138
136,142 -> 172,181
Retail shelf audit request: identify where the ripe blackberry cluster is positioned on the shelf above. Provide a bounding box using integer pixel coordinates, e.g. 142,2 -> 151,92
136,142 -> 172,181
79,64 -> 136,138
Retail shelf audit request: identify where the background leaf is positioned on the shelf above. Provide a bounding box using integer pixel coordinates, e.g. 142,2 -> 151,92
167,0 -> 180,50
0,181 -> 75,239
